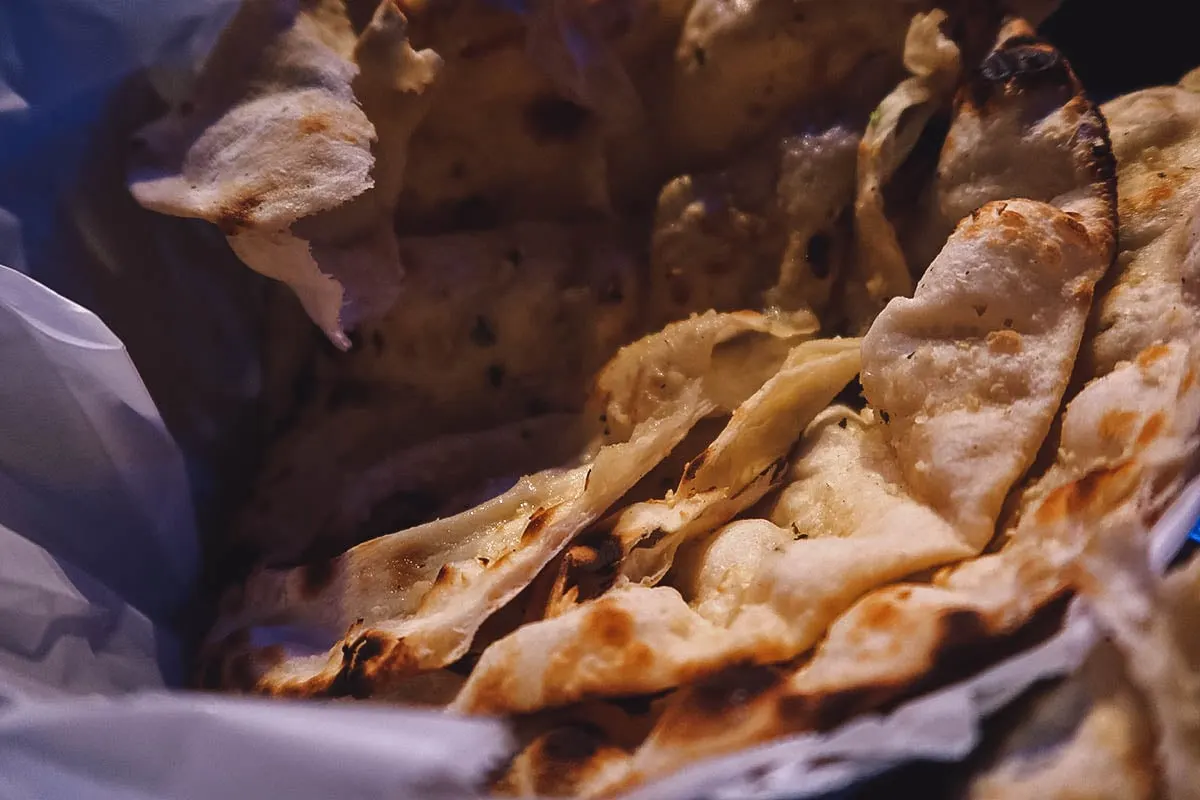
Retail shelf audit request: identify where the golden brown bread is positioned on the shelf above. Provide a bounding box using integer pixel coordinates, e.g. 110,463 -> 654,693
206,311 -> 815,695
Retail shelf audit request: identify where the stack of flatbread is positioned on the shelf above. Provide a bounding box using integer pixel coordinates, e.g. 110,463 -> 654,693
127,0 -> 1200,796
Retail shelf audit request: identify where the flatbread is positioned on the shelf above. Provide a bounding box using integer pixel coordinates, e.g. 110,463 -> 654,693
650,123 -> 860,324
601,336 -> 1200,794
452,339 -> 865,715
860,23 -> 1116,544
492,701 -> 661,798
843,9 -> 960,329
964,641 -> 1158,800
234,413 -> 586,566
456,74 -> 1116,710
236,221 -> 646,563
901,19 -> 1116,278
205,310 -> 814,694
612,338 -> 862,586
1089,80 -> 1200,377
129,0 -> 441,346
651,0 -> 1054,168
391,0 -> 623,228
1075,526 -> 1200,799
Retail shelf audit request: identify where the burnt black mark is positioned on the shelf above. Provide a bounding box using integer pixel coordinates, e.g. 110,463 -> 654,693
779,592 -> 1071,733
327,633 -> 389,699
968,37 -> 1075,113
692,45 -> 707,67
470,315 -> 498,347
215,194 -> 264,235
690,663 -> 783,717
880,410 -> 891,424
525,95 -> 591,143
487,364 -> 506,388
979,43 -> 1063,83
778,682 -> 899,733
806,233 -> 833,279
300,558 -> 336,597
562,529 -> 623,603
682,450 -> 709,483
520,506 -> 555,544
1080,109 -> 1119,212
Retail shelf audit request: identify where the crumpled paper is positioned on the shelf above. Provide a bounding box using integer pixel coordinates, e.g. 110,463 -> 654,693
0,1 -> 1196,799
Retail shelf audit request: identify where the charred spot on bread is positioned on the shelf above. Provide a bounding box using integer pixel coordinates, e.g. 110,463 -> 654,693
689,663 -> 784,718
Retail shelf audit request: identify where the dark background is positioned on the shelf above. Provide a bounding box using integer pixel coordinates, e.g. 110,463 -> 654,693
1042,0 -> 1197,102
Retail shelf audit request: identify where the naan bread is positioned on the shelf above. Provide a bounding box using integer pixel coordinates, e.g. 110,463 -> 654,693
651,123 -> 861,324
603,337 -> 1200,794
612,338 -> 862,585
235,413 -> 586,566
844,9 -> 959,328
567,26 -> 1122,788
455,25 -> 1118,723
1076,526 -> 1200,799
129,0 -> 441,346
453,341 -> 864,715
965,641 -> 1157,800
206,311 -> 813,694
493,701 -> 661,798
901,19 -> 1116,277
392,0 -> 638,228
860,23 -> 1116,544
236,221 -> 645,563
651,0 -> 1054,167
649,9 -> 958,327
456,69 -> 1116,710
1089,80 -> 1200,376
861,195 -> 1111,542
